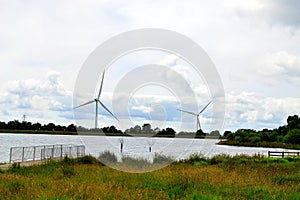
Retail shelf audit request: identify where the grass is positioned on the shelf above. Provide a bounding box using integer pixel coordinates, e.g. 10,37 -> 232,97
0,154 -> 299,199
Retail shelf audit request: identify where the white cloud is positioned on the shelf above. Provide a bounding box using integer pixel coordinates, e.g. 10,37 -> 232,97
5,71 -> 71,97
225,92 -> 300,130
1,1 -> 300,132
226,0 -> 300,29
160,54 -> 178,66
258,51 -> 300,79
0,70 -> 73,124
131,105 -> 153,113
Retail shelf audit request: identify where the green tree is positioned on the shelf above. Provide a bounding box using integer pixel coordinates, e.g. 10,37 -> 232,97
43,123 -> 56,131
67,124 -> 77,132
223,131 -> 231,137
284,129 -> 300,144
287,115 -> 300,130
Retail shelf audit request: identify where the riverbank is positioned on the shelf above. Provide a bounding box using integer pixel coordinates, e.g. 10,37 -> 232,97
218,140 -> 300,150
0,155 -> 299,199
0,129 -> 217,139
0,129 -> 78,135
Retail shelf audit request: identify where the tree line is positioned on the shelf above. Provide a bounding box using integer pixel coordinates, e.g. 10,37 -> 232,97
221,115 -> 300,147
0,120 -> 77,132
0,120 -> 221,137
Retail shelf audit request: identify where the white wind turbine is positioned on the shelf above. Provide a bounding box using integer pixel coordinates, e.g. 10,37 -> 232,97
74,70 -> 118,129
178,101 -> 212,132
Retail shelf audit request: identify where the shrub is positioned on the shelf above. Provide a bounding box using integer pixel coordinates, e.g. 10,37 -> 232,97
153,153 -> 174,164
62,165 -> 75,178
209,154 -> 231,165
76,155 -> 100,165
232,154 -> 251,164
194,161 -> 208,166
184,153 -> 207,164
122,156 -> 150,167
62,156 -> 74,165
98,151 -> 118,164
262,157 -> 289,163
8,162 -> 21,173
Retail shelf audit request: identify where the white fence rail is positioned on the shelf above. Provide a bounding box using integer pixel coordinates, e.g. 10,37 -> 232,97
9,144 -> 85,163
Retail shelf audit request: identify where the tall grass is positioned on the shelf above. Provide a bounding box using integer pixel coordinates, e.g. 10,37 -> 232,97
0,154 -> 299,199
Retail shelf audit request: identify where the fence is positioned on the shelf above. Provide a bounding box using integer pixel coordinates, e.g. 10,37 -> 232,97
9,144 -> 85,163
268,151 -> 300,158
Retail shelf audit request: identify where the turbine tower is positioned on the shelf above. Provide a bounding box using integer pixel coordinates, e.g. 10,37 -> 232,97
178,101 -> 212,132
74,70 -> 118,129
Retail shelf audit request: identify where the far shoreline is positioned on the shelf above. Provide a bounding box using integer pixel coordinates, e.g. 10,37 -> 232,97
2,129 -> 300,150
0,129 -> 221,139
218,140 -> 300,150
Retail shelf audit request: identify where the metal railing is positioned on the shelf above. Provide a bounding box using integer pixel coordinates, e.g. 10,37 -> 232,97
9,144 -> 85,163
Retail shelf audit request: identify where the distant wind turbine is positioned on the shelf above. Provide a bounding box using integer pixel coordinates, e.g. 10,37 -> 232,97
74,70 -> 118,129
178,101 -> 212,132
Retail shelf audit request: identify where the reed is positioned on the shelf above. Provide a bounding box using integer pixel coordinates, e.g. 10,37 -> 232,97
0,155 -> 299,199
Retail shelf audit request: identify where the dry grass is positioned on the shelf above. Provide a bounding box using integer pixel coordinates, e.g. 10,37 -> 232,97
0,155 -> 299,199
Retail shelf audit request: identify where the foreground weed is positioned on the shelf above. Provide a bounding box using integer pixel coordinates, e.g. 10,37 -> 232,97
0,155 -> 299,199
98,151 -> 118,164
153,153 -> 174,164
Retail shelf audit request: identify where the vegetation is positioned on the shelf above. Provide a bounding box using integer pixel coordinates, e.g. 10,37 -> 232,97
0,154 -> 299,199
220,115 -> 300,149
0,120 -> 77,134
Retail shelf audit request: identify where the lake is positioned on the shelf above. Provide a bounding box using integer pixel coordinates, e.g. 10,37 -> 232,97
0,133 -> 293,162
0,133 -> 297,163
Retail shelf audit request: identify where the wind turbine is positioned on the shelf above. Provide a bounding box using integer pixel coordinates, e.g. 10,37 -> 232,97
178,101 -> 212,132
74,70 -> 119,129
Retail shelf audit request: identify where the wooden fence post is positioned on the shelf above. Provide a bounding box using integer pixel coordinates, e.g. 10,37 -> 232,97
9,147 -> 12,163
33,146 -> 36,161
51,145 -> 54,158
60,145 -> 63,159
21,147 -> 25,162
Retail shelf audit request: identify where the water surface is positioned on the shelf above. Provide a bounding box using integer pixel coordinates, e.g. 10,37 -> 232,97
0,133 -> 296,163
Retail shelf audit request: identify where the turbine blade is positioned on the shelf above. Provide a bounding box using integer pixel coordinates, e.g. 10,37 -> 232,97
197,116 -> 201,130
98,70 -> 105,99
198,101 -> 212,115
73,100 -> 95,109
177,109 -> 197,116
98,101 -> 119,121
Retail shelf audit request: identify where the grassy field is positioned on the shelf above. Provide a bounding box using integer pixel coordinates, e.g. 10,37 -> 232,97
0,154 -> 299,200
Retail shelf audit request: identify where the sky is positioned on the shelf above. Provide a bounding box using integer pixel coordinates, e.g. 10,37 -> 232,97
0,0 -> 300,133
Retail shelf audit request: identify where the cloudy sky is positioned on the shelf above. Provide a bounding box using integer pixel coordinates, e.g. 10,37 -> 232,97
1,0 -> 300,132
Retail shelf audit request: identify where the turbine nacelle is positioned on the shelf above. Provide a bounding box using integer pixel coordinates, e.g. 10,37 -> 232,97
178,101 -> 212,133
73,70 -> 119,129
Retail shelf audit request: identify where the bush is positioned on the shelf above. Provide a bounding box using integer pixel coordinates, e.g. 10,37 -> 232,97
62,165 -> 75,178
62,156 -> 74,165
184,153 -> 207,164
232,154 -> 251,162
76,155 -> 100,165
8,162 -> 21,173
121,156 -> 150,168
209,154 -> 231,165
98,151 -> 118,164
194,161 -> 208,166
153,153 -> 174,164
